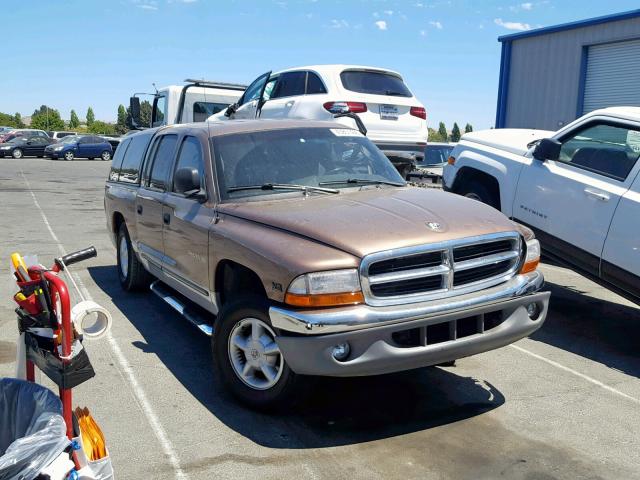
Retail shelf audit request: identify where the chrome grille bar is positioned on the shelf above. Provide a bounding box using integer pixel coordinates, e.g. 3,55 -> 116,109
453,250 -> 520,272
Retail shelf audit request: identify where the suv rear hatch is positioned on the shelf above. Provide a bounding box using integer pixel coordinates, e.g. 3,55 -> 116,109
332,68 -> 426,143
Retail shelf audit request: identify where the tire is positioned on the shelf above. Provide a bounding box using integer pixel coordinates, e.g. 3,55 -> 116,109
12,148 -> 23,159
459,181 -> 499,209
116,223 -> 151,291
37,155 -> 43,158
213,296 -> 298,411
100,151 -> 112,161
88,157 -> 94,160
64,151 -> 74,161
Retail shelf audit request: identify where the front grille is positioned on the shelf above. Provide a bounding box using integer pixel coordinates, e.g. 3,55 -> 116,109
362,233 -> 521,305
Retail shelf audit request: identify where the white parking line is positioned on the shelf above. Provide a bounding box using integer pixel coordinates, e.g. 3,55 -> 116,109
510,344 -> 640,405
20,170 -> 189,480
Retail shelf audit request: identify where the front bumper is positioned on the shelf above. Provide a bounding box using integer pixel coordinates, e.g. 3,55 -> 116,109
271,271 -> 548,376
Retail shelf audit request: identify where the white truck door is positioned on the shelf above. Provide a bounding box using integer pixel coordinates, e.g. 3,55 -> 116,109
230,71 -> 271,120
601,152 -> 640,298
513,121 -> 640,276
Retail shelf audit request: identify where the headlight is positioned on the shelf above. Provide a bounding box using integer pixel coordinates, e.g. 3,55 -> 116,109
285,269 -> 364,307
0,146 -> 11,150
520,239 -> 540,274
54,146 -> 64,151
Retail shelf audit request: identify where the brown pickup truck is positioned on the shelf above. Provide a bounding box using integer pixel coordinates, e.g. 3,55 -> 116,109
104,120 -> 549,409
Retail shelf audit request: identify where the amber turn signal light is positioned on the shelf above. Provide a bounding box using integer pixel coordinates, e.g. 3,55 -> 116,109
520,258 -> 540,274
285,291 -> 365,308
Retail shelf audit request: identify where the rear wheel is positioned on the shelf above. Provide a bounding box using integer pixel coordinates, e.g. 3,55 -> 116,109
459,181 -> 499,209
88,157 -> 94,160
64,151 -> 74,161
100,151 -> 111,161
117,223 -> 151,291
213,296 -> 298,410
12,148 -> 23,159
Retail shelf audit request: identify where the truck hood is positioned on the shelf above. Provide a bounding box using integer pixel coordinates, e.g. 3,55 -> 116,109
218,187 -> 519,258
461,128 -> 555,156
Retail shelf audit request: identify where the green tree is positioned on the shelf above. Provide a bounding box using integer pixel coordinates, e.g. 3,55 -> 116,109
30,106 -> 65,131
428,128 -> 446,142
116,104 -> 127,134
450,122 -> 461,142
88,120 -> 116,135
15,113 -> 24,128
140,100 -> 152,128
464,123 -> 473,133
86,107 -> 95,127
437,122 -> 448,142
69,110 -> 80,129
0,112 -> 16,127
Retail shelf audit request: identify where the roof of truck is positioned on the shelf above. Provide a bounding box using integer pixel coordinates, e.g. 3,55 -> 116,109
165,119 -> 359,137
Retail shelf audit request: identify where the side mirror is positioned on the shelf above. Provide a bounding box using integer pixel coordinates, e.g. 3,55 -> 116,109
128,97 -> 141,128
174,167 -> 205,201
225,103 -> 239,117
532,138 -> 561,161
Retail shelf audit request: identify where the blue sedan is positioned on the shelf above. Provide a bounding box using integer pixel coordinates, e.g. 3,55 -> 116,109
44,135 -> 113,161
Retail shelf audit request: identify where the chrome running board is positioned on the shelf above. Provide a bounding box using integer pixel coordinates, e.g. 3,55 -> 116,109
150,280 -> 214,336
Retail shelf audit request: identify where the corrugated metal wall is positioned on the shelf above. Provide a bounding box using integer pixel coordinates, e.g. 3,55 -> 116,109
504,16 -> 640,130
583,38 -> 640,113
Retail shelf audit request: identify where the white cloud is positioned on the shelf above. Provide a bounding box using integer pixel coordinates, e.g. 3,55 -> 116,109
494,18 -> 531,31
420,29 -> 426,36
429,20 -> 443,29
375,20 -> 388,30
415,2 -> 424,7
330,18 -> 349,28
372,11 -> 379,18
132,0 -> 158,9
383,9 -> 393,15
521,2 -> 533,9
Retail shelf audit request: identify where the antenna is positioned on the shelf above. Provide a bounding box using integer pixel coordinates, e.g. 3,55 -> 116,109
151,82 -> 158,94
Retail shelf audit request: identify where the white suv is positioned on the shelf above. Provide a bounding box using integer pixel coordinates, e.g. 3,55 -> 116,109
210,65 -> 428,177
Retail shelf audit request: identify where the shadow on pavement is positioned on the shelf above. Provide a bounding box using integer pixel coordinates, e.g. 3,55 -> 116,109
531,281 -> 640,378
89,265 -> 504,449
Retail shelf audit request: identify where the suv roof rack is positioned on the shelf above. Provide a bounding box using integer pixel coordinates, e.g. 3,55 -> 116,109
183,79 -> 247,91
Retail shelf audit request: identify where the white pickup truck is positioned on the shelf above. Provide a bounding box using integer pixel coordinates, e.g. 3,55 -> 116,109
443,107 -> 640,303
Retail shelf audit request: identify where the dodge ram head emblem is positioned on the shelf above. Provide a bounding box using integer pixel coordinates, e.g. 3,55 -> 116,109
426,221 -> 444,232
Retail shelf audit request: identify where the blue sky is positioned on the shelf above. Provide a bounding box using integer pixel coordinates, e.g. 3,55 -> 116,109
2,0 -> 638,129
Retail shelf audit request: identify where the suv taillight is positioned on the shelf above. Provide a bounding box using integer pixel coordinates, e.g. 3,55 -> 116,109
410,106 -> 426,120
323,101 -> 368,114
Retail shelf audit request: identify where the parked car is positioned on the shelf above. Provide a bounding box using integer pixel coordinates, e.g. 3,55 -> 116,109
210,65 -> 428,178
47,131 -> 77,141
0,136 -> 55,158
104,120 -> 548,409
444,106 -> 640,303
0,129 -> 49,143
0,126 -> 14,134
44,134 -> 113,161
408,142 -> 456,182
101,135 -> 121,153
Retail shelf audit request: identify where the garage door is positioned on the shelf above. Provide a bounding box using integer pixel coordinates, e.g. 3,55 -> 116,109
583,38 -> 640,114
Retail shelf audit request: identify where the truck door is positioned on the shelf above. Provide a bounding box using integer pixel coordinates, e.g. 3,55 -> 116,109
135,134 -> 179,273
162,135 -> 214,304
600,151 -> 640,298
229,71 -> 271,120
512,121 -> 639,276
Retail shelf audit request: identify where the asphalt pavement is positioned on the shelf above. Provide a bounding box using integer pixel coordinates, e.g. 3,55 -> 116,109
0,158 -> 638,480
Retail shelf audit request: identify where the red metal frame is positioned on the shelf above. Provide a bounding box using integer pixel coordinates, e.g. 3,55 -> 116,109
24,262 -> 80,467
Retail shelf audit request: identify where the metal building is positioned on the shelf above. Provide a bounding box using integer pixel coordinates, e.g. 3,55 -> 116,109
495,9 -> 640,130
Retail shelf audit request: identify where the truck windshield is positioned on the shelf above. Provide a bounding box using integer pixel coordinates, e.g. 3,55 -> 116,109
213,127 -> 405,200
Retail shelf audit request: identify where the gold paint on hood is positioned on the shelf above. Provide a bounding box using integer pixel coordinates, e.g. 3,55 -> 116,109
219,187 -> 518,258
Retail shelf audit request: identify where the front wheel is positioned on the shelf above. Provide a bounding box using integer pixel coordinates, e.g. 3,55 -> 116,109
116,223 -> 151,291
12,148 -> 23,159
101,151 -> 111,161
213,296 -> 298,410
64,151 -> 74,161
459,182 -> 499,209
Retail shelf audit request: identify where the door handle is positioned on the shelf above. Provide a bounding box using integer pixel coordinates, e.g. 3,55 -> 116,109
163,213 -> 171,225
584,188 -> 610,202
136,205 -> 143,214
285,101 -> 295,108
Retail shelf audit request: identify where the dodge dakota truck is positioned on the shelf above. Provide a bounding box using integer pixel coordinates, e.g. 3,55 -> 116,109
443,107 -> 640,304
105,119 -> 549,409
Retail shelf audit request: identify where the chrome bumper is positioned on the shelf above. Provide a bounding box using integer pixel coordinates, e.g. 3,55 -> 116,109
270,271 -> 544,335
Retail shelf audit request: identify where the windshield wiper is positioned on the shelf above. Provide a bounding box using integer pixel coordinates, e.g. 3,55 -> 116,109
319,178 -> 405,187
227,183 -> 339,194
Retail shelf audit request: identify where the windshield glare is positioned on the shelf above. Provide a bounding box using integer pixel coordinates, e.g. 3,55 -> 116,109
213,127 -> 404,200
59,135 -> 78,143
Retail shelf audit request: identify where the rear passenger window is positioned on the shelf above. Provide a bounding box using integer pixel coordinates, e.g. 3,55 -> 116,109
109,138 -> 131,182
306,72 -> 327,95
149,135 -> 178,190
271,71 -> 306,99
119,134 -> 152,184
173,136 -> 205,193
